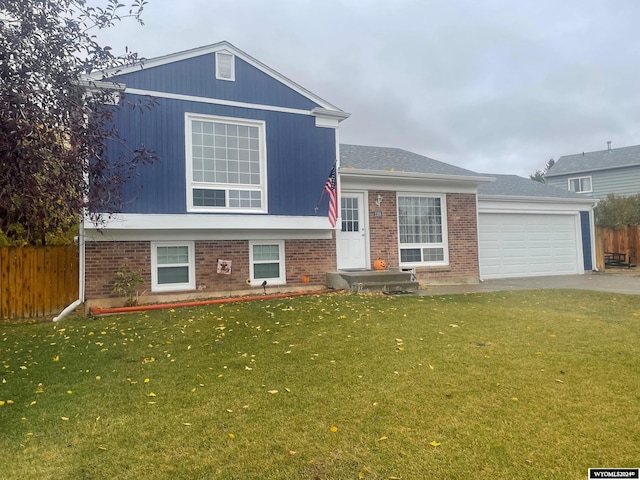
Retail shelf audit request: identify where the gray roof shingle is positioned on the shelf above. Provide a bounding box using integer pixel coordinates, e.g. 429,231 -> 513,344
339,144 -> 485,178
478,174 -> 592,199
547,144 -> 640,176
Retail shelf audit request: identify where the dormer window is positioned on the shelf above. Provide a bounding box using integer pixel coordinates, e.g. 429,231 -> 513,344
216,51 -> 235,81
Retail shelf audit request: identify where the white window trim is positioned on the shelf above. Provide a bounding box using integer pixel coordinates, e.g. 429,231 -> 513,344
396,193 -> 449,267
185,113 -> 268,213
151,241 -> 196,292
568,176 -> 592,193
215,51 -> 235,81
249,240 -> 286,286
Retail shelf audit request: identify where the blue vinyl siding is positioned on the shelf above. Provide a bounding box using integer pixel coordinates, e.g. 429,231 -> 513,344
111,96 -> 335,216
112,54 -> 320,111
580,211 -> 593,271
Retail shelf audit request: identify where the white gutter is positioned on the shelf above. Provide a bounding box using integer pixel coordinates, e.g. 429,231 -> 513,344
53,220 -> 85,322
340,168 -> 495,184
479,194 -> 598,206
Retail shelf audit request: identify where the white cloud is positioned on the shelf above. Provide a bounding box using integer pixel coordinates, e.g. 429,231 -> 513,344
95,0 -> 640,176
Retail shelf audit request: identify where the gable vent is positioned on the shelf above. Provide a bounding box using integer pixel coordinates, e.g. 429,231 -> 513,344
216,51 -> 235,81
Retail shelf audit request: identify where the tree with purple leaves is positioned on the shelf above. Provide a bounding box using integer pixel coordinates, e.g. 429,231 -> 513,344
0,0 -> 157,245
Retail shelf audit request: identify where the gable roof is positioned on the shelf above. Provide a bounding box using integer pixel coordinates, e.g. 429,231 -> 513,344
479,174 -> 596,203
546,144 -> 640,177
96,41 -> 347,114
339,144 -> 491,181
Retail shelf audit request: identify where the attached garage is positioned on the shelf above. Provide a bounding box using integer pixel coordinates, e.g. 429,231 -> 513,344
479,212 -> 581,279
478,175 -> 597,280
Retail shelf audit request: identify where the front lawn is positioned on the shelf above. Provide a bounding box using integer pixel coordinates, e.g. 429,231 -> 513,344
1,290 -> 639,479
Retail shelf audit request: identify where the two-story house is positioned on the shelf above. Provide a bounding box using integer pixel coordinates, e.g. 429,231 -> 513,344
545,142 -> 640,199
79,42 -> 597,309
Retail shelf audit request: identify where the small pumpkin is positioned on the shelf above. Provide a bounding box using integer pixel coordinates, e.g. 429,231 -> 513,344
373,259 -> 387,270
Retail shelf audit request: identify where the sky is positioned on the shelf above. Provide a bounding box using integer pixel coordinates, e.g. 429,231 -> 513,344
95,0 -> 640,177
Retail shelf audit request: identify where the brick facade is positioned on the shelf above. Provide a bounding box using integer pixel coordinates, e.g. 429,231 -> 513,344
366,190 -> 479,284
85,236 -> 336,306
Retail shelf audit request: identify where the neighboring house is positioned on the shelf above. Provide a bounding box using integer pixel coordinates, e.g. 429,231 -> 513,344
83,41 -> 349,307
477,175 -> 597,279
545,143 -> 640,199
80,42 -> 598,308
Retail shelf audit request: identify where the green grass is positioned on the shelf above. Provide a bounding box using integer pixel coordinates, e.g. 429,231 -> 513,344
1,290 -> 639,479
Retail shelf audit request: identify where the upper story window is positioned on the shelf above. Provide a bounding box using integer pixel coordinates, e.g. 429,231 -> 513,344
215,51 -> 235,81
186,113 -> 267,213
397,194 -> 449,266
568,176 -> 592,193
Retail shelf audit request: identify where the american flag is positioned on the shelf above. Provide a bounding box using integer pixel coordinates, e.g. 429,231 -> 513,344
324,164 -> 338,227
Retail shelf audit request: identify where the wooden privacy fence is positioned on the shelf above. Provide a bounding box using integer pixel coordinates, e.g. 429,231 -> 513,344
0,246 -> 79,321
595,226 -> 640,271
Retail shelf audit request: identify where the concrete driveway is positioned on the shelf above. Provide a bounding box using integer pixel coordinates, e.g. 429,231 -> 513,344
419,269 -> 640,296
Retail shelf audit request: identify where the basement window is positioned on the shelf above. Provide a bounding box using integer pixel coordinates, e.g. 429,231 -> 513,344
151,241 -> 196,292
249,241 -> 286,286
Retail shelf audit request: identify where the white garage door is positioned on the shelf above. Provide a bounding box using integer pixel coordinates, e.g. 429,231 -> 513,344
479,213 -> 581,279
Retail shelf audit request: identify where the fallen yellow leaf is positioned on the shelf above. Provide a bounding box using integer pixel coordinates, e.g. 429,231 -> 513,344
378,436 -> 388,441
430,441 -> 441,447
228,433 -> 235,439
148,392 -> 156,397
268,390 -> 278,394
330,426 -> 338,433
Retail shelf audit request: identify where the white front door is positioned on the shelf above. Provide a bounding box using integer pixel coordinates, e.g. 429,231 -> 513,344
337,192 -> 368,270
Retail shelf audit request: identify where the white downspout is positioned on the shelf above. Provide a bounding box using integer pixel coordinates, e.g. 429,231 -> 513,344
590,203 -> 599,272
53,219 -> 85,322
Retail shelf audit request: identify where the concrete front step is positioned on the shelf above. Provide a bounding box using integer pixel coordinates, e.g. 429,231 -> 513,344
326,270 -> 419,293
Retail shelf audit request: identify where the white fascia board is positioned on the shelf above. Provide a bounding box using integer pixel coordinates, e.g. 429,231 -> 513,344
85,214 -> 330,231
478,195 -> 597,214
341,169 -> 494,184
311,108 -> 351,128
95,41 -> 346,114
86,229 -> 332,242
340,169 -> 493,194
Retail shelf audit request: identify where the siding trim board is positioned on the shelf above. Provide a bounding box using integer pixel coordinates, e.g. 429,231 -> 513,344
125,88 -> 314,117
